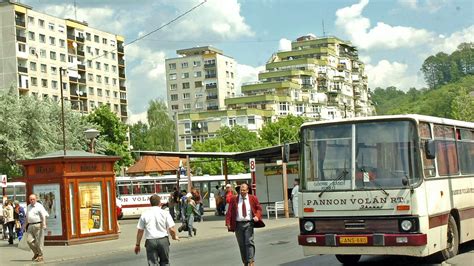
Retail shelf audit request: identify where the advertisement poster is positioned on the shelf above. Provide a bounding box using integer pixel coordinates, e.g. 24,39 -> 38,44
33,184 -> 62,236
78,183 -> 103,233
264,164 -> 299,176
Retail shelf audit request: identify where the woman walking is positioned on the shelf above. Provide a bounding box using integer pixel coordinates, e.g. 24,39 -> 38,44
14,201 -> 26,240
3,200 -> 15,244
185,193 -> 197,237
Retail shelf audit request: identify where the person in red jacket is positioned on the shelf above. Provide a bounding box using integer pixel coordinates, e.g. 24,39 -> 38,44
225,183 -> 263,266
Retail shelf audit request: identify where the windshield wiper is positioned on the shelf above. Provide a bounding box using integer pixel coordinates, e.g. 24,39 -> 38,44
319,169 -> 349,197
366,179 -> 389,197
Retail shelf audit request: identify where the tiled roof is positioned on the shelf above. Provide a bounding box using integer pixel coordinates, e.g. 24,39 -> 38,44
126,156 -> 184,174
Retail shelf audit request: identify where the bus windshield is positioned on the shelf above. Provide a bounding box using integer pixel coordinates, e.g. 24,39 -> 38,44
302,120 -> 421,191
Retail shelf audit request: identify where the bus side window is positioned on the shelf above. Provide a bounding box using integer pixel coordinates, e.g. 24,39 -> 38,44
420,123 -> 436,178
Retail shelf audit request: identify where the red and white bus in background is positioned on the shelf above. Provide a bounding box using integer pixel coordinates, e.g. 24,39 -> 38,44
297,115 -> 474,264
116,174 -> 250,218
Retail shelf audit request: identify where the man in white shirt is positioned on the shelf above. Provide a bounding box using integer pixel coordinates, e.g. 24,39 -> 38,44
134,194 -> 179,266
24,194 -> 49,262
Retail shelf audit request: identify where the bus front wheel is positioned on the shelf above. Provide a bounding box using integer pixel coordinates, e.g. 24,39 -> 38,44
439,215 -> 459,260
335,255 -> 361,265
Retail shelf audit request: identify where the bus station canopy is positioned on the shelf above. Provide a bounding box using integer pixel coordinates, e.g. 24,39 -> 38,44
136,142 -> 300,164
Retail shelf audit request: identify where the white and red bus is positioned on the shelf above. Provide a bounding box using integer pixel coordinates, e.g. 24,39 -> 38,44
116,174 -> 250,218
297,115 -> 474,264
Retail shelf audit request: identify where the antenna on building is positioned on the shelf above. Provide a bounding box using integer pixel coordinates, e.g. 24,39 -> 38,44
74,0 -> 77,20
322,20 -> 326,37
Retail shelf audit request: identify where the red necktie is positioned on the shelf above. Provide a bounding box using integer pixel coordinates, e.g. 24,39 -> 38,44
241,197 -> 247,219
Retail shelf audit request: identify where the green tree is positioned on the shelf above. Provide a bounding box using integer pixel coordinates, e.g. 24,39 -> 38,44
451,89 -> 474,121
0,92 -> 95,178
192,126 -> 262,175
146,99 -> 176,151
259,115 -> 306,146
86,105 -> 133,172
129,121 -> 150,151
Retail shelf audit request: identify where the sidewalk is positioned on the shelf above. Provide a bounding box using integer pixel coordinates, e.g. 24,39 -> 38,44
0,213 -> 298,265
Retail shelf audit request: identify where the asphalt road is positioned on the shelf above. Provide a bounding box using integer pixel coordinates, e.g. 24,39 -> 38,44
49,221 -> 474,266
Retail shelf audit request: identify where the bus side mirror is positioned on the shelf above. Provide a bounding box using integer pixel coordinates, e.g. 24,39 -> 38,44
425,140 -> 436,160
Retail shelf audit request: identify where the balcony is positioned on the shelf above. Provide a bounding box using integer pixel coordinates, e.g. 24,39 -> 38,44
78,64 -> 86,71
121,110 -> 128,117
77,50 -> 85,57
206,95 -> 218,100
15,19 -> 26,27
119,72 -> 126,78
207,106 -> 218,111
120,99 -> 127,104
205,74 -> 217,79
118,59 -> 125,66
118,45 -> 124,54
205,84 -> 217,89
76,36 -> 84,43
16,35 -> 26,43
69,77 -> 78,83
204,63 -> 216,68
120,86 -> 126,91
67,34 -> 75,40
18,66 -> 28,73
78,78 -> 86,84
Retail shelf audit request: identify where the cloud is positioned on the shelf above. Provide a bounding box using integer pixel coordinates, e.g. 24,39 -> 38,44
235,64 -> 265,95
278,38 -> 292,51
127,111 -> 148,125
335,0 -> 434,50
398,0 -> 450,13
365,60 -> 426,90
431,25 -> 474,54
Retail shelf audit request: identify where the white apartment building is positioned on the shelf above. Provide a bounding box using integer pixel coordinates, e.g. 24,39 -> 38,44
165,46 -> 237,118
0,1 -> 128,121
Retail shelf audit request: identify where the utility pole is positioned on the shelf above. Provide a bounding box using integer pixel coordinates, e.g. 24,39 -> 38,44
59,67 -> 66,155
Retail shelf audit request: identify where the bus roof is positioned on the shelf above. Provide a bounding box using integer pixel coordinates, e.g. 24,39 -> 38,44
301,114 -> 474,129
115,173 -> 251,182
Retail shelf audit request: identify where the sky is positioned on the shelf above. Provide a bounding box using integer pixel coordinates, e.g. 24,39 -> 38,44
22,0 -> 474,123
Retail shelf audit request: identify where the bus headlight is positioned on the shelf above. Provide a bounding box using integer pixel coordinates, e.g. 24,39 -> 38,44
304,221 -> 314,232
400,220 -> 413,231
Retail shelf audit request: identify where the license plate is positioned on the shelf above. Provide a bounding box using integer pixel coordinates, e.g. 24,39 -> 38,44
339,236 -> 368,244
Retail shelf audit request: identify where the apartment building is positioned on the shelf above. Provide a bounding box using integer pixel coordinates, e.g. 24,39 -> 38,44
0,1 -> 128,121
227,35 -> 375,120
165,46 -> 237,117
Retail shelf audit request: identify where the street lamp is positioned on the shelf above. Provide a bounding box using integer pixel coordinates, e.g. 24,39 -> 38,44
84,128 -> 100,153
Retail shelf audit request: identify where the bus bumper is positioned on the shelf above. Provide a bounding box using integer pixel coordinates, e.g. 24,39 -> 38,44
298,233 -> 428,256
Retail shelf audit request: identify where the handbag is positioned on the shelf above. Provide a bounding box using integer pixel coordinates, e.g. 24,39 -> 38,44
253,219 -> 265,228
18,232 -> 30,251
15,220 -> 21,229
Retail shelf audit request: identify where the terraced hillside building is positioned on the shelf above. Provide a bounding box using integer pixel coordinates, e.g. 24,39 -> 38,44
226,34 -> 374,120
0,1 -> 128,122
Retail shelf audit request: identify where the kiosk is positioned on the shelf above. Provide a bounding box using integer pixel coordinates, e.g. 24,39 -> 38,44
18,150 -> 120,245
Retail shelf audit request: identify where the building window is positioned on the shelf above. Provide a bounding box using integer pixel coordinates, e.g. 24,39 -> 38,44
87,60 -> 92,68
194,71 -> 201,78
60,53 -> 66,62
86,33 -> 91,41
296,104 -> 305,114
95,48 -> 100,55
195,93 -> 203,98
185,136 -> 192,150
112,78 -> 117,85
86,46 -> 92,54
170,84 -> 177,91
51,80 -> 58,89
49,36 -> 55,45
39,19 -> 44,28
229,117 -> 236,127
88,74 -> 93,81
194,81 -> 203,88
59,39 -> 65,48
248,116 -> 255,124
94,35 -> 99,43
102,38 -> 107,45
48,23 -> 54,31
39,49 -> 46,58
18,43 -> 26,52
41,79 -> 47,87
183,103 -> 191,110
28,16 -> 34,24
184,122 -> 191,133
40,64 -> 47,73
170,94 -> 178,101
50,51 -> 56,60
169,74 -> 177,80
181,62 -> 188,68
111,53 -> 116,60
31,77 -> 37,86
105,90 -> 110,97
96,75 -> 102,83
183,93 -> 190,99
169,63 -> 176,70
103,50 -> 108,58
28,31 -> 35,41
29,47 -> 36,55
181,73 -> 189,79
195,102 -> 203,109
58,25 -> 65,33
193,61 -> 201,67
112,66 -> 117,73
89,87 -> 94,95
182,82 -> 190,89
171,105 -> 178,111
114,91 -> 118,98
39,34 -> 45,43
97,89 -> 103,96
96,62 -> 101,70
51,66 -> 57,75
105,77 -> 109,84
30,62 -> 37,71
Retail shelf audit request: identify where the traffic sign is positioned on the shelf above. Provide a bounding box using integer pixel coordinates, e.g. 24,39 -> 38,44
1,175 -> 6,188
249,158 -> 256,172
